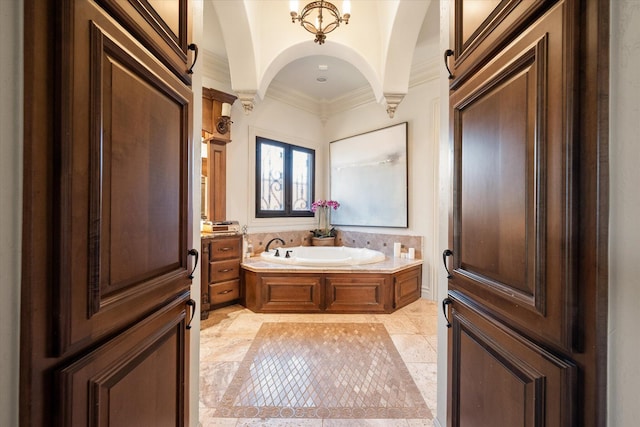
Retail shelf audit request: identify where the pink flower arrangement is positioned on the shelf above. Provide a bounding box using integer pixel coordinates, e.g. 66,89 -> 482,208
311,199 -> 340,212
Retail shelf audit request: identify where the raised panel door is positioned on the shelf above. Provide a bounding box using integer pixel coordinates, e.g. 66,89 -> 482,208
56,294 -> 189,427
95,0 -> 192,84
445,0 -> 594,427
56,0 -> 193,355
447,294 -> 575,427
20,0 -> 194,425
450,1 -> 576,351
451,0 -> 548,89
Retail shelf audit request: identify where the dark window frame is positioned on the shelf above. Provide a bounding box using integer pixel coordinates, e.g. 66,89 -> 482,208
255,136 -> 315,218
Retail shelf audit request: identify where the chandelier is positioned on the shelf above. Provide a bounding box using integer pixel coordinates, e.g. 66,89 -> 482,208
290,0 -> 351,45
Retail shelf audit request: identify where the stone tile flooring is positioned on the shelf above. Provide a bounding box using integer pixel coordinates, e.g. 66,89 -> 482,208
199,299 -> 438,427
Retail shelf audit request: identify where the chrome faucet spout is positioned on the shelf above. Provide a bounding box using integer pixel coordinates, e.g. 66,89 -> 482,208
265,237 -> 285,252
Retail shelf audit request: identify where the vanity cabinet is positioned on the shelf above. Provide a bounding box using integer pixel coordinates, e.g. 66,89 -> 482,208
201,235 -> 242,318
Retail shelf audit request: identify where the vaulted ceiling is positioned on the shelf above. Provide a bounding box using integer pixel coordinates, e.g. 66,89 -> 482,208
202,0 -> 440,117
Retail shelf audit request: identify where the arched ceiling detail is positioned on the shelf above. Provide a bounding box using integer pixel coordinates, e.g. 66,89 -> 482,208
212,1 -> 257,93
257,41 -> 383,103
212,0 -> 430,115
383,0 -> 432,94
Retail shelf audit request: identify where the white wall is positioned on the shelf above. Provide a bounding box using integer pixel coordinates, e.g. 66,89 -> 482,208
217,93 -> 327,233
608,2 -> 640,426
0,1 -> 22,426
324,80 -> 440,299
190,1 -> 204,426
435,0 -> 451,424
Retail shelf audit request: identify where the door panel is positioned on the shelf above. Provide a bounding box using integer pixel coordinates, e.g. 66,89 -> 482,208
23,0 -> 194,425
95,0 -> 191,84
450,1 -> 575,351
58,1 -> 193,354
446,1 -> 600,425
98,25 -> 185,297
447,293 -> 575,427
57,293 -> 189,427
451,0 -> 548,89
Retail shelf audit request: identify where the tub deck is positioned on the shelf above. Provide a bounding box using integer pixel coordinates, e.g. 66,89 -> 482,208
240,256 -> 423,314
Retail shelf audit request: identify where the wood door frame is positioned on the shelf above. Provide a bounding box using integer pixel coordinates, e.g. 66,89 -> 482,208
579,1 -> 610,425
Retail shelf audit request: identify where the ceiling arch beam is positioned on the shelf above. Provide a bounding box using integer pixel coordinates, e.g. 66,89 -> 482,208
382,0 -> 431,117
257,40 -> 383,104
212,0 -> 258,112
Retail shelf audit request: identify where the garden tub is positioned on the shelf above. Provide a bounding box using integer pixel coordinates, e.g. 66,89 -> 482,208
259,245 -> 386,266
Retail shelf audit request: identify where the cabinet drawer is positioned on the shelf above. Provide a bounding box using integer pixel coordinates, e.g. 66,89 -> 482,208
209,237 -> 241,261
209,280 -> 240,305
209,259 -> 240,283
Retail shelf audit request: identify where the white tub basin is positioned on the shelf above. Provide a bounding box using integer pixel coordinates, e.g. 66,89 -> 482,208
259,245 -> 385,266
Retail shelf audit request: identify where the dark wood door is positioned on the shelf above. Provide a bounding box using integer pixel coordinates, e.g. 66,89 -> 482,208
446,0 -> 607,426
22,0 -> 195,425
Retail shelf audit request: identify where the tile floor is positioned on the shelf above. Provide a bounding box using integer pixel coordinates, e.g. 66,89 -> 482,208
199,299 -> 438,427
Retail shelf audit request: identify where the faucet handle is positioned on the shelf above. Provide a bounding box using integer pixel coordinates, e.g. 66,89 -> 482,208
275,249 -> 280,257
285,250 -> 292,258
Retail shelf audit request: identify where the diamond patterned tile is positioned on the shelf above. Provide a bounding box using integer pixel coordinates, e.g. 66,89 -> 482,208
215,323 -> 431,419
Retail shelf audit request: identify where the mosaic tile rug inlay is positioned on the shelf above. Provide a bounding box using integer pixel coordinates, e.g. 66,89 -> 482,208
215,322 -> 431,419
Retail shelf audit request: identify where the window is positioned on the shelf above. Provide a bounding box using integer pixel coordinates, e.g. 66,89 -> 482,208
256,136 -> 315,218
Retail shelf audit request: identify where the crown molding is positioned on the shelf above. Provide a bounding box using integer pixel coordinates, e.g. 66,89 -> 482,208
201,48 -> 232,87
266,80 -> 322,116
200,52 -> 437,120
410,56 -> 440,87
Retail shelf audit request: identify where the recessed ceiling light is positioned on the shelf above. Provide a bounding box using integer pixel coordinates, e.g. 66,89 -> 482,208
318,64 -> 329,71
316,76 -> 328,83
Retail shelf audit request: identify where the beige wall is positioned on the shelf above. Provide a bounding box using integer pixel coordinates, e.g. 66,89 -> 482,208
608,2 -> 640,426
190,1 -> 203,425
0,1 -> 22,426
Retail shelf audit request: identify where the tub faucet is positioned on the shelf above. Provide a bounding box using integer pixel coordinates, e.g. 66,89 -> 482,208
265,237 -> 285,252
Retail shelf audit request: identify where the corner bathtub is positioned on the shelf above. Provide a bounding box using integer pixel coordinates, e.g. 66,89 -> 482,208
242,246 -> 423,314
259,245 -> 386,266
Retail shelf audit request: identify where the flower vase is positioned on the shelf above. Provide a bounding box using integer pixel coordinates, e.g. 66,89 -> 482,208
312,236 -> 335,246
317,206 -> 331,235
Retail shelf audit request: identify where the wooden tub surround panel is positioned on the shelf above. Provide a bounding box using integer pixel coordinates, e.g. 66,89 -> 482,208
241,265 -> 421,314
